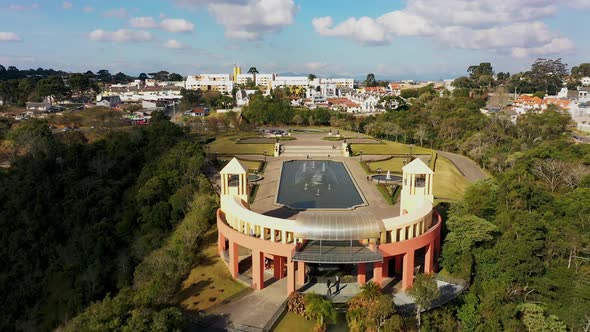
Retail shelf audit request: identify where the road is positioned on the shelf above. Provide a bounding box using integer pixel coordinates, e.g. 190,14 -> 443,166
437,151 -> 489,183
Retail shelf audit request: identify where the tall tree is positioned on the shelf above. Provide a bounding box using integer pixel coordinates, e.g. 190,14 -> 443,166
247,67 -> 259,86
365,73 -> 377,87
409,273 -> 440,330
96,69 -> 112,83
168,73 -> 183,81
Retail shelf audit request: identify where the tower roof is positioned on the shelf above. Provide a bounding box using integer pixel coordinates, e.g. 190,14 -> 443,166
403,158 -> 433,174
220,157 -> 248,174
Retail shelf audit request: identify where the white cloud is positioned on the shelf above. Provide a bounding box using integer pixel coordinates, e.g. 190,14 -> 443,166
163,39 -> 187,49
0,32 -> 22,42
312,0 -> 585,58
160,18 -> 195,32
63,2 -> 72,9
130,17 -> 159,29
104,8 -> 128,18
88,29 -> 153,42
83,6 -> 95,13
8,3 -> 39,11
176,0 -> 296,39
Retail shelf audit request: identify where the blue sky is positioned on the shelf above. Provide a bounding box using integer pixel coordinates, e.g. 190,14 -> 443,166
1,0 -> 589,80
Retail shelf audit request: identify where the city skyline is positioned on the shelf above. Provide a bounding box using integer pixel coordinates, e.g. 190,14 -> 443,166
1,0 -> 589,80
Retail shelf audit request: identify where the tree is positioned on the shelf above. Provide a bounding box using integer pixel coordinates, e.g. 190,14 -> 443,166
97,69 -> 112,83
414,124 -> 428,147
36,76 -> 69,104
168,73 -> 183,81
247,67 -> 259,86
519,303 -> 567,332
305,293 -> 336,332
293,114 -> 304,126
452,76 -> 476,89
138,73 -> 148,81
308,73 -> 317,82
149,71 -> 170,81
68,73 -> 91,103
409,273 -> 440,330
526,58 -> 568,95
113,72 -> 130,84
571,63 -> 590,78
531,159 -> 567,192
365,73 -> 377,87
468,62 -> 494,80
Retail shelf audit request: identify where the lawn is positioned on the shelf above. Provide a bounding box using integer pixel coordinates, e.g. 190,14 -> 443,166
366,155 -> 433,174
207,135 -> 274,155
176,228 -> 250,314
273,312 -> 348,332
433,156 -> 471,201
351,141 -> 431,155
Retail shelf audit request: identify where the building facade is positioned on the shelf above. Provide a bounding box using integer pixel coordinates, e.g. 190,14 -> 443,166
216,158 -> 442,295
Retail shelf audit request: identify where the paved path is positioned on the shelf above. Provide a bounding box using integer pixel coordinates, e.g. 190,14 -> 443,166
205,278 -> 288,331
436,151 -> 488,183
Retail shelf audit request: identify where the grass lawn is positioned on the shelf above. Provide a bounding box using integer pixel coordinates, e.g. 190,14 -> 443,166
351,141 -> 431,155
366,158 -> 406,174
273,312 -> 348,332
207,135 -> 274,155
238,159 -> 265,172
176,228 -> 250,314
433,156 -> 471,201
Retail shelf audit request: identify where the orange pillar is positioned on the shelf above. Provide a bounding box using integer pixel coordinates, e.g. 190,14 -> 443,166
297,261 -> 305,286
425,243 -> 434,274
357,263 -> 366,285
218,232 -> 226,256
395,255 -> 402,274
374,262 -> 383,286
252,250 -> 264,290
229,241 -> 239,279
287,259 -> 296,294
402,251 -> 415,290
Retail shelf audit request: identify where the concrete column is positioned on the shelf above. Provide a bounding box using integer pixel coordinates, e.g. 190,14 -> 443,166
287,259 -> 296,294
425,243 -> 434,274
357,263 -> 366,285
217,232 -> 224,256
252,250 -> 264,290
297,261 -> 305,286
402,251 -> 415,290
282,230 -> 287,244
229,241 -> 239,279
373,262 -> 383,286
271,229 -> 276,242
395,255 -> 403,274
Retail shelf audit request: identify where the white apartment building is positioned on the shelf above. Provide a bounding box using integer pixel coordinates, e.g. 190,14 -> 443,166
320,78 -> 354,89
236,73 -> 274,87
185,74 -> 234,94
272,76 -> 316,89
582,77 -> 590,86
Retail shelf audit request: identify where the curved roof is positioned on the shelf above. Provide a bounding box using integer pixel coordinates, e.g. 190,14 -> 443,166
295,211 -> 384,240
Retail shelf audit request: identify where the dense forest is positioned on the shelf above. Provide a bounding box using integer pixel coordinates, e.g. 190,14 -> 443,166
0,112 -> 217,330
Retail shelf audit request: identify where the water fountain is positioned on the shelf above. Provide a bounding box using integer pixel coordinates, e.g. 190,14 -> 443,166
312,161 -> 315,169
303,162 -> 306,172
328,184 -> 331,190
304,183 -> 309,191
386,170 -> 391,180
315,188 -> 320,197
322,162 -> 326,172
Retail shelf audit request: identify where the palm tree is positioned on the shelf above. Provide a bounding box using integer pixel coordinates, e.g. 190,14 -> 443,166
247,66 -> 259,87
305,293 -> 337,332
359,281 -> 382,300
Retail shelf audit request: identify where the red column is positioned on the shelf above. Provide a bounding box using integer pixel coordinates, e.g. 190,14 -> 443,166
382,258 -> 389,279
395,255 -> 402,274
287,259 -> 296,294
402,251 -> 415,290
424,243 -> 434,274
357,263 -> 366,285
229,241 -> 239,279
273,257 -> 282,280
297,261 -> 305,286
252,250 -> 264,290
374,262 -> 383,286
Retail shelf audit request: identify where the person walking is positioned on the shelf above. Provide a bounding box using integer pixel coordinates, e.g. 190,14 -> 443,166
335,275 -> 340,293
326,279 -> 332,297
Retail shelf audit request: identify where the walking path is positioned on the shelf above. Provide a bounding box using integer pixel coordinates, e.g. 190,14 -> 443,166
437,151 -> 488,183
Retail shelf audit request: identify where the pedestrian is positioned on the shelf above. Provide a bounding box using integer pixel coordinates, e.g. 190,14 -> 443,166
326,279 -> 332,296
335,275 -> 340,292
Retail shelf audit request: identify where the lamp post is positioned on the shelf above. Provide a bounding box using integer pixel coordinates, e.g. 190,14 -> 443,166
377,168 -> 382,185
410,144 -> 414,157
390,184 -> 395,202
360,150 -> 363,162
263,150 -> 267,162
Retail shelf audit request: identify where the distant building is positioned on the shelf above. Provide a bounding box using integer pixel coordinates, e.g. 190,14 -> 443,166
582,76 -> 590,86
97,95 -> 122,108
185,74 -> 234,94
25,102 -> 51,112
184,107 -> 210,117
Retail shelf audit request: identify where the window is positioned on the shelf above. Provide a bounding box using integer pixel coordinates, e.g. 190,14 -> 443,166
415,174 -> 426,188
228,174 -> 240,187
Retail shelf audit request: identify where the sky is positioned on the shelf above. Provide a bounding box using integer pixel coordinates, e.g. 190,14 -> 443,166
0,0 -> 589,80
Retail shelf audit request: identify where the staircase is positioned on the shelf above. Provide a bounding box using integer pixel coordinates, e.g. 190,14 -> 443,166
281,145 -> 343,158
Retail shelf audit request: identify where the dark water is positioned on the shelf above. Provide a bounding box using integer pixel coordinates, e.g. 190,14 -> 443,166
277,160 -> 364,209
